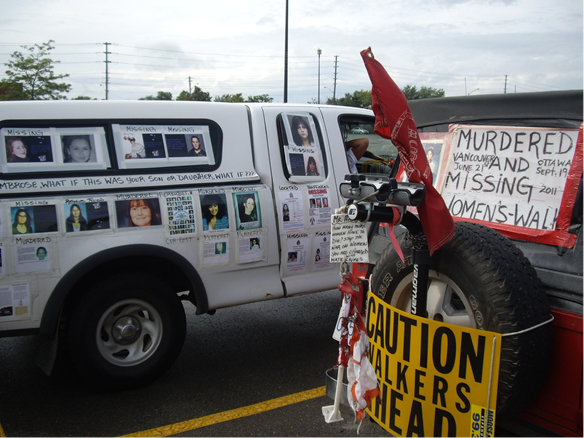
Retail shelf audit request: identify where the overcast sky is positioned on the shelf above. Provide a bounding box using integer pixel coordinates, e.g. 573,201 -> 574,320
1,0 -> 582,102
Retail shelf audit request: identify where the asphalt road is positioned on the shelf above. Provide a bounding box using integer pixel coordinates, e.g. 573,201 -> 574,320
0,289 -> 392,437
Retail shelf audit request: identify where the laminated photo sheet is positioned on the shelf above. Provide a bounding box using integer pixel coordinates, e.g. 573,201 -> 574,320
313,232 -> 333,270
285,233 -> 309,275
0,283 -> 30,318
279,189 -> 304,233
203,232 -> 230,266
13,243 -> 51,274
1,126 -> 109,173
307,186 -> 331,226
237,230 -> 264,263
165,191 -> 197,236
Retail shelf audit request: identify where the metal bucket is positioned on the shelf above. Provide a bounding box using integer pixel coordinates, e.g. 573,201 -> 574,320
325,367 -> 350,407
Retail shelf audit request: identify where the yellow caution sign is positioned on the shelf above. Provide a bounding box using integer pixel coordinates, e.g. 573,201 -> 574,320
367,293 -> 500,437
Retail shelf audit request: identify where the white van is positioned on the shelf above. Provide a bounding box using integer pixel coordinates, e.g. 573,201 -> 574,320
0,100 -> 394,387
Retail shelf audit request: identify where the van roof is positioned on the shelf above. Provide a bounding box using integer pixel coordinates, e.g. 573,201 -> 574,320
409,89 -> 583,131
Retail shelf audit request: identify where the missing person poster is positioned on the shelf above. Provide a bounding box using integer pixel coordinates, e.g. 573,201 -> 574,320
285,233 -> 308,274
14,244 -> 51,273
203,233 -> 229,265
233,190 -> 261,230
115,195 -> 162,229
64,200 -> 110,232
308,186 -> 331,226
367,294 -> 501,437
313,232 -> 333,270
237,231 -> 263,263
279,189 -> 304,233
10,205 -> 58,235
0,283 -> 29,318
4,130 -> 53,164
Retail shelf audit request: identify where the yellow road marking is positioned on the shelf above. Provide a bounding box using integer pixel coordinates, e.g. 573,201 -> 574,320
0,422 -> 5,437
121,386 -> 326,437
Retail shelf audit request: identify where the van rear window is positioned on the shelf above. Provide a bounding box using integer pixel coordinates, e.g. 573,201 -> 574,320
1,121 -> 221,174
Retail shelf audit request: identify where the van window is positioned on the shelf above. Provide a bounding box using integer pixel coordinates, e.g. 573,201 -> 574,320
2,127 -> 110,173
277,112 -> 327,182
338,115 -> 397,175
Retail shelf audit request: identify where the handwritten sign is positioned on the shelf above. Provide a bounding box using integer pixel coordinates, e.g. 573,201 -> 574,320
330,214 -> 368,262
439,125 -> 580,233
0,170 -> 259,195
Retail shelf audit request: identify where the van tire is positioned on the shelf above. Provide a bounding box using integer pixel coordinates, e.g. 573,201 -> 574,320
370,221 -> 553,419
65,273 -> 186,389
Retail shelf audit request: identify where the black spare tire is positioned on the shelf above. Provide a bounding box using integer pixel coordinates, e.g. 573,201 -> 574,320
370,221 -> 553,419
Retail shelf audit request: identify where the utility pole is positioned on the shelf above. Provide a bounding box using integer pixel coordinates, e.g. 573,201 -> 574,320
104,42 -> 111,100
188,76 -> 192,94
283,0 -> 289,103
504,75 -> 508,94
333,56 -> 338,104
317,48 -> 322,104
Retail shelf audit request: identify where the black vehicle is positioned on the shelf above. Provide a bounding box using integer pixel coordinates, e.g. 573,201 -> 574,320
365,90 -> 582,436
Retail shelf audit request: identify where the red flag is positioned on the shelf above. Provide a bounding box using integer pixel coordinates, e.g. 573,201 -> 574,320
361,47 -> 455,254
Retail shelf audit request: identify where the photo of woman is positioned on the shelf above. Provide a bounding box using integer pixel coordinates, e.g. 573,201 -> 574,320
250,237 -> 260,250
239,194 -> 257,223
36,247 -> 48,260
290,116 -> 315,147
234,192 -> 261,230
282,204 -> 290,222
200,194 -> 229,231
215,242 -> 226,254
5,137 -> 30,162
66,204 -> 88,232
305,156 -> 320,176
129,199 -> 160,227
12,208 -> 32,234
116,198 -> 161,228
63,136 -> 94,163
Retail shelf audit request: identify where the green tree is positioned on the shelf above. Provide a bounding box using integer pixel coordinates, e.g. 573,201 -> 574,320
214,93 -> 244,102
401,84 -> 445,100
246,94 -> 273,103
327,89 -> 372,108
176,85 -> 211,101
139,91 -> 173,100
71,95 -> 97,100
4,40 -> 71,100
0,79 -> 26,100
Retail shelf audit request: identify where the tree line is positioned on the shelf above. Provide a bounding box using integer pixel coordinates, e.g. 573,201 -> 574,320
0,40 -> 445,104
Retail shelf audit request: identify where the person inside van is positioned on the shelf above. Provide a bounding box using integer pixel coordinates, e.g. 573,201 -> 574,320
66,204 -> 88,232
201,194 -> 228,230
5,137 -> 30,163
291,116 -> 315,147
128,199 -> 161,227
345,137 -> 393,174
64,136 -> 93,163
12,208 -> 32,234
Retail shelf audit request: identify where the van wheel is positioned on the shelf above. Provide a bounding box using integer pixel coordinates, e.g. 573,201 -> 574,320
370,221 -> 553,419
66,273 -> 186,389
